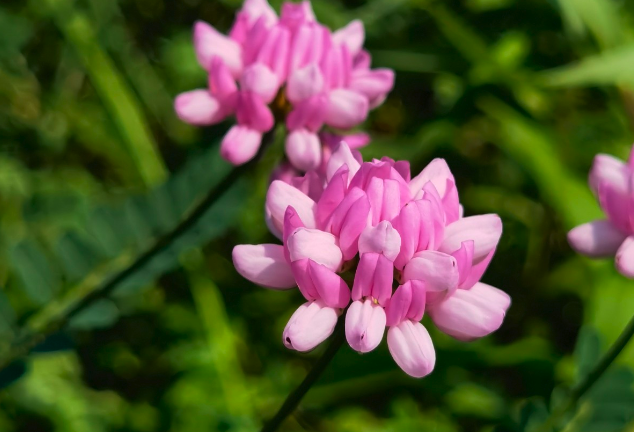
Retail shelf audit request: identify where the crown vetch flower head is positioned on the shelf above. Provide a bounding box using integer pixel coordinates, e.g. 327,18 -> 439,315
175,0 -> 394,169
233,143 -> 510,377
568,144 -> 634,278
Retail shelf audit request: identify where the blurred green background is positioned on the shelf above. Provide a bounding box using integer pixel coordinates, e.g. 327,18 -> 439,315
1,0 -> 634,431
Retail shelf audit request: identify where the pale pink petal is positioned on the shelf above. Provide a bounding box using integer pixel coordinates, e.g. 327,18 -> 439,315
325,89 -> 369,129
589,154 -> 629,196
287,228 -> 342,271
440,215 -> 503,264
568,220 -> 627,258
280,1 -> 316,30
240,63 -> 279,104
208,57 -> 238,101
350,68 -> 394,105
174,90 -> 224,125
616,236 -> 634,279
598,180 -> 633,234
358,221 -> 401,261
257,26 -> 291,80
285,129 -> 322,171
194,21 -> 243,76
232,244 -> 296,289
220,126 -> 262,165
286,64 -> 325,103
385,282 -> 412,327
283,301 -> 339,351
286,95 -> 328,132
428,282 -> 510,341
392,202 -> 421,271
326,142 -> 361,183
409,158 -> 455,198
387,320 -> 435,378
403,250 -> 459,296
351,253 -> 393,305
266,180 -> 317,237
329,188 -> 371,260
283,206 -> 305,262
345,299 -> 386,353
332,20 -> 365,55
321,131 -> 370,151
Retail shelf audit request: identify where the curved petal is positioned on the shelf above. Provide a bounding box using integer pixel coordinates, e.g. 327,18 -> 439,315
232,244 -> 295,289
285,129 -> 322,171
350,68 -> 394,104
194,21 -> 242,76
326,142 -> 361,183
403,251 -> 458,295
409,158 -> 455,198
283,301 -> 339,352
428,282 -> 510,341
308,260 -> 350,308
325,89 -> 369,129
358,221 -> 402,261
287,228 -> 342,271
266,180 -> 317,237
616,236 -> 634,279
568,220 -> 627,258
286,64 -> 325,103
387,320 -> 435,378
220,126 -> 262,165
589,154 -> 629,196
440,215 -> 503,264
174,90 -> 224,125
332,20 -> 365,55
240,63 -> 279,104
345,299 -> 386,353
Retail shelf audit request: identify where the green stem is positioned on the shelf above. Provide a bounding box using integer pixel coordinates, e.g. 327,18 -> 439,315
260,320 -> 345,432
534,314 -> 634,432
0,130 -> 276,373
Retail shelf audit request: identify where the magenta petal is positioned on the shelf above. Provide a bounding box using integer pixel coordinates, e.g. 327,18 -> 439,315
208,58 -> 238,101
332,19 -> 365,55
385,283 -> 412,327
616,236 -> 634,279
338,195 -> 371,260
316,166 -> 349,228
407,280 -> 426,322
393,202 -> 421,271
452,240 -> 475,288
256,25 -> 291,80
240,63 -> 279,104
232,244 -> 296,289
266,180 -> 317,238
345,299 -> 386,353
325,89 -> 369,129
428,282 -> 510,341
286,95 -> 328,131
236,91 -> 274,132
285,129 -> 322,171
174,90 -> 224,126
403,250 -> 459,297
440,215 -> 503,264
287,228 -> 342,271
589,154 -> 629,196
283,206 -> 305,262
194,21 -> 242,76
387,321 -> 436,378
568,220 -> 627,258
308,260 -> 351,308
460,248 -> 494,291
598,180 -> 633,234
220,126 -> 262,165
283,301 -> 340,352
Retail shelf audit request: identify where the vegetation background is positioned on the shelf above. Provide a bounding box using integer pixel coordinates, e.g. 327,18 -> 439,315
0,0 -> 634,430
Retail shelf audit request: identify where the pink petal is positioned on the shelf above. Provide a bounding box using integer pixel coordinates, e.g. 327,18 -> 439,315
220,125 -> 262,165
240,63 -> 279,104
266,180 -> 317,238
358,221 -> 402,261
460,248 -> 495,291
409,158 -> 455,199
208,57 -> 238,101
316,166 -> 349,228
286,64 -> 325,103
589,154 -> 629,196
236,91 -> 274,132
287,228 -> 342,271
321,131 -> 370,151
286,95 -> 328,132
568,220 -> 627,258
616,236 -> 634,279
283,206 -> 305,262
174,90 -> 224,125
403,251 -> 459,296
232,244 -> 296,289
280,1 -> 316,30
366,178 -> 402,226
598,180 -> 633,234
385,282 -> 412,327
328,187 -> 371,260
452,240 -> 475,288
393,202 -> 421,271
193,21 -> 242,77
440,215 -> 503,264
428,282 -> 510,341
325,89 -> 369,129
332,20 -> 365,55
308,260 -> 351,308
326,142 -> 361,183
283,301 -> 339,351
351,253 -> 394,305
387,320 -> 436,378
345,299 -> 386,353
285,129 -> 322,171
257,25 -> 291,80
350,68 -> 394,107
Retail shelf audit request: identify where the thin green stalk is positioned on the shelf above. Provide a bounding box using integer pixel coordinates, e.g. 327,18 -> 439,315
44,0 -> 167,186
0,131 -> 276,373
534,314 -> 634,432
260,320 -> 346,432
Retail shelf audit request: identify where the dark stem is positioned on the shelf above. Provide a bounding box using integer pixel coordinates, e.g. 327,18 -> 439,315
534,314 -> 634,432
0,130 -> 277,372
260,320 -> 346,432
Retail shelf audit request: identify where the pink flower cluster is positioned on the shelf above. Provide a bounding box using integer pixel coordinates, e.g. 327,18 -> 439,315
233,143 -> 510,378
568,144 -> 634,278
174,0 -> 394,170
